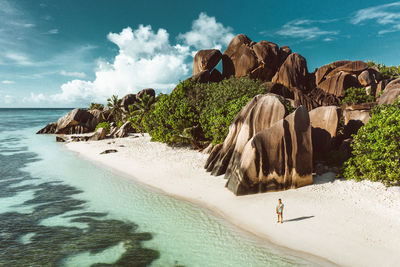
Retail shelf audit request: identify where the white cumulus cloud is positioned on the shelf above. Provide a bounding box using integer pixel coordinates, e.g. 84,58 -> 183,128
27,13 -> 234,107
178,12 -> 234,50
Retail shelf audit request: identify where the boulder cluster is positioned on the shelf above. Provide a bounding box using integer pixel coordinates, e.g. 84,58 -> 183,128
192,34 -> 399,107
200,33 -> 400,195
205,94 -> 336,195
37,88 -> 155,140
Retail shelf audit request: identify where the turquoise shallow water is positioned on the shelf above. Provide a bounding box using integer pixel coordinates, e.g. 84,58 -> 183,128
0,109 -> 320,266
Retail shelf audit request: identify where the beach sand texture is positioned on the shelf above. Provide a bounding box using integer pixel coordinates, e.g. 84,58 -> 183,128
66,134 -> 400,267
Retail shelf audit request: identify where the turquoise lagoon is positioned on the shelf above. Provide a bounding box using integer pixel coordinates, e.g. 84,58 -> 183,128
0,109 -> 321,266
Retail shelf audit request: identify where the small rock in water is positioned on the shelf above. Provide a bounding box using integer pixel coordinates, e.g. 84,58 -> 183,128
100,149 -> 118,154
56,136 -> 66,142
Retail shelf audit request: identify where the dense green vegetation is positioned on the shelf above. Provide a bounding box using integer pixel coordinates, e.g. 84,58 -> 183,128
366,61 -> 400,79
95,122 -> 111,134
341,87 -> 375,106
106,95 -> 123,123
141,76 -> 266,146
341,99 -> 400,186
88,102 -> 104,110
128,92 -> 156,134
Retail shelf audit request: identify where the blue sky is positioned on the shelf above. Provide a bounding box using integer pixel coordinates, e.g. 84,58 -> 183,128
1,0 -> 400,107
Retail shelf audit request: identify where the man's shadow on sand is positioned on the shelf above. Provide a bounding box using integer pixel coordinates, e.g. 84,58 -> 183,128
283,216 -> 314,223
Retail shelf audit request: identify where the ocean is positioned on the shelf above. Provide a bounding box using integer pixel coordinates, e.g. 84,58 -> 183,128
0,108 -> 318,266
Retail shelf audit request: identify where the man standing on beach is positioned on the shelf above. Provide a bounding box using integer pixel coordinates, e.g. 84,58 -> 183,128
276,199 -> 284,224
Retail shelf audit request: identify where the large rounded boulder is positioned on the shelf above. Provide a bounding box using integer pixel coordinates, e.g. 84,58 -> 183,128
121,94 -> 137,112
221,34 -> 286,81
136,88 -> 155,99
225,106 -> 313,195
378,78 -> 400,105
193,49 -> 222,76
250,41 -> 280,81
271,53 -> 310,91
309,106 -> 341,153
318,71 -> 360,96
222,34 -> 258,78
205,94 -> 287,176
55,108 -> 102,134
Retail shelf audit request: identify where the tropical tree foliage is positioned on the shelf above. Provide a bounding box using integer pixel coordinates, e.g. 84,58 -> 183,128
341,87 -> 375,106
106,95 -> 123,123
128,92 -> 156,134
89,102 -> 104,110
95,122 -> 111,134
142,76 -> 266,146
366,61 -> 400,79
341,99 -> 400,186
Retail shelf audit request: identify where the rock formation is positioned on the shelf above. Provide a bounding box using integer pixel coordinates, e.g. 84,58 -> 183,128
342,103 -> 375,137
315,60 -> 383,98
36,122 -> 57,134
38,108 -> 104,135
112,121 -> 135,138
271,53 -> 310,91
205,94 -> 287,176
378,78 -> 400,105
221,34 -> 288,81
89,127 -> 106,141
137,88 -> 155,99
309,106 -> 341,153
121,94 -> 137,112
318,71 -> 360,96
193,49 -> 222,76
225,106 -> 313,195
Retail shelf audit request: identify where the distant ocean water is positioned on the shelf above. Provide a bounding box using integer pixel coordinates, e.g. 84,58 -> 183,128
0,108 -> 318,266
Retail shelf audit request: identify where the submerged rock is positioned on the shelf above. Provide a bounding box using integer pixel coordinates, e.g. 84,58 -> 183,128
56,136 -> 66,142
225,106 -> 313,195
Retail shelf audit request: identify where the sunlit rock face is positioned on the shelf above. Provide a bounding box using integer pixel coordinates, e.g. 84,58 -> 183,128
221,34 -> 286,81
378,78 -> 400,105
309,106 -> 341,153
225,106 -> 313,195
205,94 -> 287,177
205,94 -> 313,195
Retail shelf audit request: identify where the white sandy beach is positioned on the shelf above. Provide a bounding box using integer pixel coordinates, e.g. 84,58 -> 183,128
66,134 -> 400,267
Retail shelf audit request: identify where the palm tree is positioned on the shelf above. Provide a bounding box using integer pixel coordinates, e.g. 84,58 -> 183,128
106,95 -> 122,122
128,92 -> 156,134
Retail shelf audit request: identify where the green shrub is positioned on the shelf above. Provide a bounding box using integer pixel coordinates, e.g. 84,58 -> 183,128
200,95 -> 252,144
143,81 -> 200,144
143,76 -> 266,146
341,99 -> 400,186
116,121 -> 124,128
89,103 -> 104,110
341,87 -> 375,106
366,61 -> 400,79
95,122 -> 111,134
